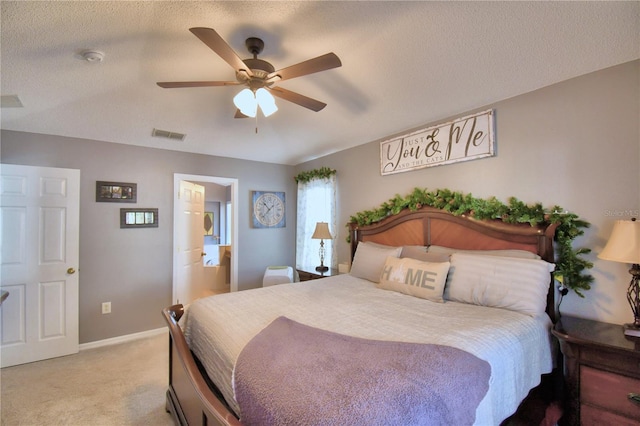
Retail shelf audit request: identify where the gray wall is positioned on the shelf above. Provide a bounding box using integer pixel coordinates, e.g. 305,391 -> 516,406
296,60 -> 640,326
0,134 -> 297,343
2,60 -> 638,341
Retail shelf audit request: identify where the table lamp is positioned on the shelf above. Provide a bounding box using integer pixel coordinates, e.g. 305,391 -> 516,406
598,218 -> 640,336
311,222 -> 332,272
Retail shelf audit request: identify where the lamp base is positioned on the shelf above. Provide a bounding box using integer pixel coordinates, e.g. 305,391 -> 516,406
624,265 -> 640,338
315,265 -> 329,272
623,323 -> 640,338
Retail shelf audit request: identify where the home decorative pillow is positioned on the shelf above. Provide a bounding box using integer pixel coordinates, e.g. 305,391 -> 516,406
350,242 -> 402,283
444,253 -> 555,316
428,245 -> 541,259
400,245 -> 451,263
377,256 -> 451,302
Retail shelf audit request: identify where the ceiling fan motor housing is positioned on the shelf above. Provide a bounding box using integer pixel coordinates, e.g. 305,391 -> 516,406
158,28 -> 342,113
245,37 -> 264,56
237,38 -> 276,89
236,58 -> 275,89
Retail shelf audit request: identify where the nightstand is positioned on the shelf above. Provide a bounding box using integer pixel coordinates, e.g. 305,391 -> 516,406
296,266 -> 338,282
552,315 -> 640,425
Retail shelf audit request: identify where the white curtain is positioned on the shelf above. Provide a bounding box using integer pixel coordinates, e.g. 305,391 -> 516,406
296,174 -> 337,270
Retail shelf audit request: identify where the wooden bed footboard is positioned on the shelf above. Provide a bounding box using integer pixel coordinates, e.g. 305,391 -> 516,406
162,304 -> 242,426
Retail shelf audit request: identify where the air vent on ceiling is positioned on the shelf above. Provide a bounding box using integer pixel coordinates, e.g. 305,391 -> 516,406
152,128 -> 186,141
1,95 -> 24,108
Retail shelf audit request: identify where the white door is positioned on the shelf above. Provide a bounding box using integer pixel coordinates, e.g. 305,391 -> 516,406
0,164 -> 80,367
175,180 -> 206,305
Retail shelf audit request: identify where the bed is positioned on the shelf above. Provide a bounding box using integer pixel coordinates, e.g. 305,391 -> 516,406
162,206 -> 560,426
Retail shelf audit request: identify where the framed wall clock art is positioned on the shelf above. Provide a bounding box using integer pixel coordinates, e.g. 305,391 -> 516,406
252,191 -> 285,228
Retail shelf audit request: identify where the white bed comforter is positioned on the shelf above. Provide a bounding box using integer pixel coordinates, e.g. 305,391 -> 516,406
181,274 -> 554,425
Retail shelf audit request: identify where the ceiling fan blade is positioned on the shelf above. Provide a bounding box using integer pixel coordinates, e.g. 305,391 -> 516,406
267,53 -> 341,82
234,109 -> 249,119
157,81 -> 240,88
268,87 -> 327,112
189,27 -> 253,77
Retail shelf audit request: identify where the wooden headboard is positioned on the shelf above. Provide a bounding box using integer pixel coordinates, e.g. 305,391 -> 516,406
348,206 -> 559,320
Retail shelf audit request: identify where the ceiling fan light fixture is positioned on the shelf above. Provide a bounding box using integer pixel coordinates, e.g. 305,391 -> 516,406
233,88 -> 257,117
256,88 -> 278,117
158,29 -> 342,117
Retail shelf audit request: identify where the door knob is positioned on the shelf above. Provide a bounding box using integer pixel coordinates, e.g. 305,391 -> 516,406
67,267 -> 76,274
201,252 -> 206,257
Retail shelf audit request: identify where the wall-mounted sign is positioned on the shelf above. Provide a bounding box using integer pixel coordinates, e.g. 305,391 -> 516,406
380,109 -> 495,176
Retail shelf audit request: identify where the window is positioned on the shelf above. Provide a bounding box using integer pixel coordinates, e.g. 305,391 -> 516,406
296,170 -> 337,270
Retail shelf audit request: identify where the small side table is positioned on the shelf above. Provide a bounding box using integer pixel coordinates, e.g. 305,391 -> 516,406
296,266 -> 339,282
552,315 -> 640,425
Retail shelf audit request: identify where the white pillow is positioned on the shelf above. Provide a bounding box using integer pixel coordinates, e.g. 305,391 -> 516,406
428,245 -> 541,260
444,253 -> 555,316
378,256 -> 450,302
350,242 -> 402,283
400,245 -> 451,263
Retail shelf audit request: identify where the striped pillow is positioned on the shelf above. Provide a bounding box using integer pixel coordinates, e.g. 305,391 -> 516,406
445,253 -> 555,316
350,242 -> 402,283
400,245 -> 451,263
428,245 -> 540,259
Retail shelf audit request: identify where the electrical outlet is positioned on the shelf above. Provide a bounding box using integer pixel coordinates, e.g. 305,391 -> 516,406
101,302 -> 111,314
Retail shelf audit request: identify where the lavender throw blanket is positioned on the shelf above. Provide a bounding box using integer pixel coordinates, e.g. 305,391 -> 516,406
234,317 -> 490,426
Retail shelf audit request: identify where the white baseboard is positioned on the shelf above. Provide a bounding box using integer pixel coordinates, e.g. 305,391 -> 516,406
79,327 -> 167,351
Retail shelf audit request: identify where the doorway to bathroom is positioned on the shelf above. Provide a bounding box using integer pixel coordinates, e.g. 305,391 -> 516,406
172,173 -> 238,305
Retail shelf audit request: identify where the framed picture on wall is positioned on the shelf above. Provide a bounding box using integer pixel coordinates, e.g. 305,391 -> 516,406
252,191 -> 285,228
204,212 -> 214,236
120,208 -> 158,228
96,181 -> 137,202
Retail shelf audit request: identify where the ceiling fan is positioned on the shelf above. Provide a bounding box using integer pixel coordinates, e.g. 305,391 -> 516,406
157,27 -> 342,118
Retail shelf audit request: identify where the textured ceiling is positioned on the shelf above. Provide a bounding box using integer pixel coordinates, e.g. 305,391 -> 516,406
1,1 -> 638,165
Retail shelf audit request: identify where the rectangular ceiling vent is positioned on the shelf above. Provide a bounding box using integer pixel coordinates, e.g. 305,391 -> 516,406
152,128 -> 186,141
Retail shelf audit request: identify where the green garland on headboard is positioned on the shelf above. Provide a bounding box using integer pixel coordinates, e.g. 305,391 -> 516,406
294,167 -> 336,184
348,188 -> 593,297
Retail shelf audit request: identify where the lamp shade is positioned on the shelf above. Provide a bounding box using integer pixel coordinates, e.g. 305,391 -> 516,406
598,219 -> 640,264
256,88 -> 278,117
233,88 -> 257,117
311,222 -> 332,240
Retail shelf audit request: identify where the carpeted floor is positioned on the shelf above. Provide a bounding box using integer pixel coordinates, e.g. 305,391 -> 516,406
1,332 -> 174,426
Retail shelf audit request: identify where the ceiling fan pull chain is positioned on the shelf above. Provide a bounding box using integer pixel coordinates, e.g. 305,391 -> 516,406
255,114 -> 259,134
